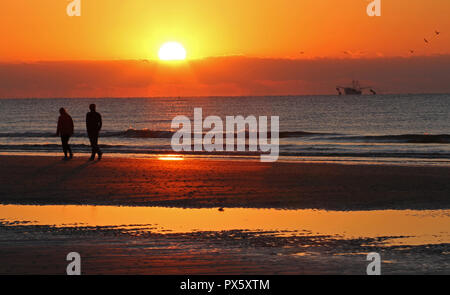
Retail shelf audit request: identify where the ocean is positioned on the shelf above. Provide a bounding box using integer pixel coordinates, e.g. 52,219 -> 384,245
0,94 -> 449,165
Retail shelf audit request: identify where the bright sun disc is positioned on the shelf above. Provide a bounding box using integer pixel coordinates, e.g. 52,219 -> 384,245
158,42 -> 186,61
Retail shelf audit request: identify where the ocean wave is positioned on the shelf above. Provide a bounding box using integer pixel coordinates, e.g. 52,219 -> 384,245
0,144 -> 449,160
336,134 -> 450,144
0,129 -> 338,139
0,130 -> 174,139
0,130 -> 448,143
0,132 -> 57,138
115,129 -> 174,138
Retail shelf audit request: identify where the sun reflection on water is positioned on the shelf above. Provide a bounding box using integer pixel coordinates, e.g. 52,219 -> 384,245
0,205 -> 449,246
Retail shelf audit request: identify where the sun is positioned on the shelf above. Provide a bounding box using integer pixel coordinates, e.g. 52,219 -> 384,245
158,42 -> 187,61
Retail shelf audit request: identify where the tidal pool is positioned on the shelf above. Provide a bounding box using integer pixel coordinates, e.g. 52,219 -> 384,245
1,205 -> 449,246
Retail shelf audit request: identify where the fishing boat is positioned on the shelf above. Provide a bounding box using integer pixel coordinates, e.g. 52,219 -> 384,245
336,80 -> 376,95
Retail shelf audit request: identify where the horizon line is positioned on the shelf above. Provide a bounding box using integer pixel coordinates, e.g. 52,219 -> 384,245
1,53 -> 450,64
1,92 -> 449,100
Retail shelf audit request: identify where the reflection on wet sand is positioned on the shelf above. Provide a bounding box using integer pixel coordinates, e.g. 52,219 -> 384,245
1,205 -> 449,246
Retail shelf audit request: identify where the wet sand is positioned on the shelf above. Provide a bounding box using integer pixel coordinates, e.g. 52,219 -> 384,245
0,155 -> 449,210
1,217 -> 448,275
0,155 -> 449,274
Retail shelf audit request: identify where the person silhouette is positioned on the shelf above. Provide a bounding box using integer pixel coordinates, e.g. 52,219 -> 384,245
56,108 -> 74,160
86,104 -> 103,160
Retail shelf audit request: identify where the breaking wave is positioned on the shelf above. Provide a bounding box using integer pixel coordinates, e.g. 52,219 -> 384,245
0,129 -> 448,143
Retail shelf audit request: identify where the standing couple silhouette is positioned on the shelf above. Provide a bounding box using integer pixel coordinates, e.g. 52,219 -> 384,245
56,104 -> 103,161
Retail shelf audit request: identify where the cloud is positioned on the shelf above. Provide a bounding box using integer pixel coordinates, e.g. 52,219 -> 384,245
0,55 -> 449,98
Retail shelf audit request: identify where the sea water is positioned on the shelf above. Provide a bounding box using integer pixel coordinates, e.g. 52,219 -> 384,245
0,94 -> 448,165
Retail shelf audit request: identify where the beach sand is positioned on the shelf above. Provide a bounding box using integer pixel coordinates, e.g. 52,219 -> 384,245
0,155 -> 449,274
0,155 -> 449,210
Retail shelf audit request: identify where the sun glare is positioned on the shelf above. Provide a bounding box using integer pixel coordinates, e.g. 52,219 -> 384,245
158,42 -> 187,61
158,155 -> 184,161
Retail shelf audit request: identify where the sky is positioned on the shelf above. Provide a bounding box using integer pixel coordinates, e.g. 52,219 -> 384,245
1,0 -> 449,97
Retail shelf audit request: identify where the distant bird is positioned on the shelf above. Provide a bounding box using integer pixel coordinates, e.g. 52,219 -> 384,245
424,38 -> 429,44
435,30 -> 440,35
409,50 -> 415,54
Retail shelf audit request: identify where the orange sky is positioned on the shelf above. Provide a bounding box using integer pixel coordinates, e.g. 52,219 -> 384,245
1,1 -> 449,97
1,0 -> 449,61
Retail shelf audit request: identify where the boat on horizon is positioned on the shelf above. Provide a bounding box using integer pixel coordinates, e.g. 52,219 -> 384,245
336,80 -> 376,95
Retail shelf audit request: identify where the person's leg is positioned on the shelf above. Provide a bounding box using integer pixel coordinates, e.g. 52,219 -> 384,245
67,136 -> 73,158
93,135 -> 99,153
61,136 -> 68,158
89,135 -> 96,160
95,134 -> 102,159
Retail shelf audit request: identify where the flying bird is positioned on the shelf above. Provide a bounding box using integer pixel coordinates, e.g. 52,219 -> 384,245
435,30 -> 440,35
424,38 -> 429,44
